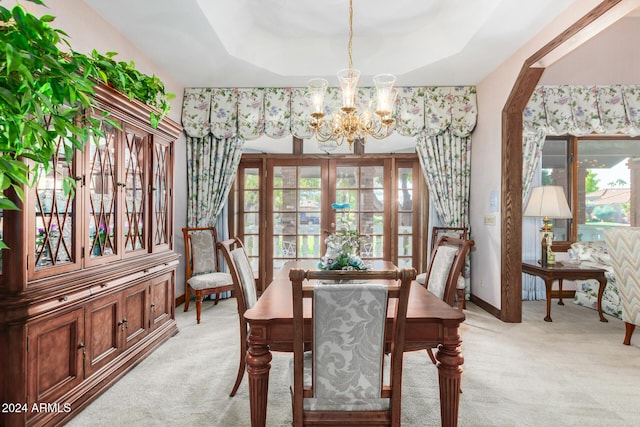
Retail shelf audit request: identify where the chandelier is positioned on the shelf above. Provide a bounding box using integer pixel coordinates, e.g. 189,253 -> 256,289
307,0 -> 397,150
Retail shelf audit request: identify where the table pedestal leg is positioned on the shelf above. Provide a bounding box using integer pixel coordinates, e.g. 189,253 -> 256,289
596,278 -> 609,322
246,342 -> 272,427
436,340 -> 463,427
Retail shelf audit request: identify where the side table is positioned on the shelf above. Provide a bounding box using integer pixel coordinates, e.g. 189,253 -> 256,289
522,260 -> 608,322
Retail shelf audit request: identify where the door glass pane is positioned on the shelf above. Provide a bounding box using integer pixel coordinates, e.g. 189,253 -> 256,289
336,165 -> 384,261
88,122 -> 117,258
124,129 -> 146,252
397,167 -> 414,267
577,139 -> 640,240
243,168 -> 260,270
272,166 -> 322,277
34,137 -> 76,268
153,143 -> 170,246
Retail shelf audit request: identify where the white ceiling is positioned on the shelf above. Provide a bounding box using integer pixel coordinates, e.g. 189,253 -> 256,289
83,0 -> 580,88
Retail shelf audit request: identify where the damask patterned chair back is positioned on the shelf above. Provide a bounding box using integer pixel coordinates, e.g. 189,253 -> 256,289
425,236 -> 475,308
289,268 -> 415,426
605,227 -> 640,345
181,226 -> 234,324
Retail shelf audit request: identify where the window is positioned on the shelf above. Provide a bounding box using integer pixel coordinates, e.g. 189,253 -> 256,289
541,136 -> 640,245
233,154 -> 427,291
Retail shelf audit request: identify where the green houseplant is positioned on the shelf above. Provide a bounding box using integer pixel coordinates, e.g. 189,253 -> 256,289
0,0 -> 174,248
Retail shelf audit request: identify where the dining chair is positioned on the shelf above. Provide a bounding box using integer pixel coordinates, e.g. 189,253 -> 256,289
182,226 -> 234,324
216,237 -> 259,397
415,235 -> 474,366
420,226 -> 469,309
289,267 -> 415,427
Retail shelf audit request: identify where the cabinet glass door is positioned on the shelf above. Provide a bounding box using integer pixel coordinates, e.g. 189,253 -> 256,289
31,136 -> 80,276
151,141 -> 171,251
87,120 -> 118,262
123,126 -> 148,255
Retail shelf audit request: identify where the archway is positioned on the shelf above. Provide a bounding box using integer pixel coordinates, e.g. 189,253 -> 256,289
500,0 -> 638,322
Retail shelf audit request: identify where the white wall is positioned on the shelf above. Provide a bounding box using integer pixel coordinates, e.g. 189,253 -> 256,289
17,0 -> 189,297
541,16 -> 640,85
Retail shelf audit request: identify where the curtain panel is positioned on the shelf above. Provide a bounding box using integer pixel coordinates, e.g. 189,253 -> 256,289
181,86 -> 477,140
185,135 -> 244,228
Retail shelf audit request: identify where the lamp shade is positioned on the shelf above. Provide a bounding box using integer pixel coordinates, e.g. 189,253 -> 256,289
523,185 -> 572,218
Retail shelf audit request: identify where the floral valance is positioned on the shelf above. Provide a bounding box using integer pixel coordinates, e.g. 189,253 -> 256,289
181,86 -> 477,140
524,85 -> 640,136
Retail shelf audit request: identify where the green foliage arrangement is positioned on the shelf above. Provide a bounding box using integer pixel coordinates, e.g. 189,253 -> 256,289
0,0 -> 174,248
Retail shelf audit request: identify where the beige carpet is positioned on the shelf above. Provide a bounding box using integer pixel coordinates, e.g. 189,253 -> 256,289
66,298 -> 640,426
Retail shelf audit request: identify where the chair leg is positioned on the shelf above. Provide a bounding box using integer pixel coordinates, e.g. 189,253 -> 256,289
457,288 -> 466,311
230,321 -> 248,397
623,322 -> 636,345
184,285 -> 191,312
214,292 -> 221,305
195,290 -> 203,324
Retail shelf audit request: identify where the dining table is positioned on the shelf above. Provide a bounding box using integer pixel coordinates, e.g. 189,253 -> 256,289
242,260 -> 466,427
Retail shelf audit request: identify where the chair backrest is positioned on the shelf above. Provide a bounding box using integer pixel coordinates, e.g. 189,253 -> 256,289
289,268 -> 415,426
425,236 -> 475,306
605,227 -> 640,326
218,237 -> 258,315
431,226 -> 468,251
182,227 -> 223,281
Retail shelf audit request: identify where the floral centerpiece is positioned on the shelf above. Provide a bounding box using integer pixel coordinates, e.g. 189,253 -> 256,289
318,212 -> 370,271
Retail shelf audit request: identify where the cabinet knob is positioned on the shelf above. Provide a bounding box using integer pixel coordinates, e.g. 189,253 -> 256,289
59,295 -> 68,302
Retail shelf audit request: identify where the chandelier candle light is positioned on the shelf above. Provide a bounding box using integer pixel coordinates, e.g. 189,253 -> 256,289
307,0 -> 397,150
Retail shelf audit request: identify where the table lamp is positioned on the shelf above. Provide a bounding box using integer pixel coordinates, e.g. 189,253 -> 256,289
523,185 -> 572,266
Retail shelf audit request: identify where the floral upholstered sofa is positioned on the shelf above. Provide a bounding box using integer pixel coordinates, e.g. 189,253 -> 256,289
570,241 -> 622,319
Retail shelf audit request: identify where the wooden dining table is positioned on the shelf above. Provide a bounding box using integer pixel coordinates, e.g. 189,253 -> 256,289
242,260 -> 466,427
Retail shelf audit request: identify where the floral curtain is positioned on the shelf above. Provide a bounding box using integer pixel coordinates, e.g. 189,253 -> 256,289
181,86 -> 477,140
521,84 -> 640,299
182,89 -> 245,228
415,86 -> 477,301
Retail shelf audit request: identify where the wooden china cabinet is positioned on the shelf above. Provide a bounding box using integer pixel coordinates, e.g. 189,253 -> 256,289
0,85 -> 181,427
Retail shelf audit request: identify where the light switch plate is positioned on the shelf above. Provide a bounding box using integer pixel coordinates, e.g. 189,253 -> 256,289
484,215 -> 496,225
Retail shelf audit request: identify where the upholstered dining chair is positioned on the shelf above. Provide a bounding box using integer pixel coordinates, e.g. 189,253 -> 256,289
418,227 -> 469,309
605,227 -> 640,346
289,267 -> 415,427
218,237 -> 294,397
414,235 -> 475,366
217,237 -> 257,397
182,227 -> 234,324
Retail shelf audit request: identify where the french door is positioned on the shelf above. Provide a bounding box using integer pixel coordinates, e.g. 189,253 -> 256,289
235,155 -> 426,291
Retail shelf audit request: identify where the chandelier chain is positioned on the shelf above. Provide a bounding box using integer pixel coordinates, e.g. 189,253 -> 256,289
348,0 -> 353,72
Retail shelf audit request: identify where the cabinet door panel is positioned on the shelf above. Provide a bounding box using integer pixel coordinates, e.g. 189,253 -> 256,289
150,272 -> 174,329
123,282 -> 148,348
122,125 -> 149,257
29,136 -> 81,280
151,140 -> 172,252
85,117 -> 120,265
85,294 -> 120,377
27,308 -> 84,405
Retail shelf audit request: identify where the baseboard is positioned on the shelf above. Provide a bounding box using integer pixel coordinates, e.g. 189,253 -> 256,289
175,294 -> 185,308
469,294 -> 501,319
